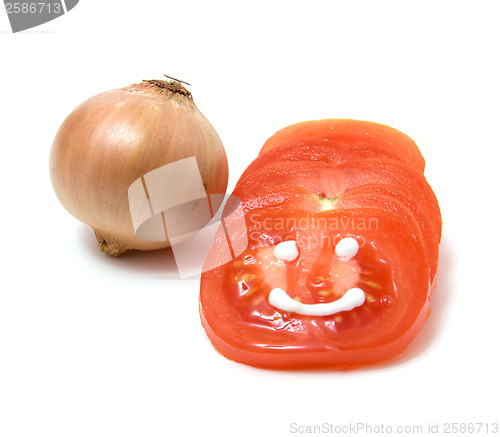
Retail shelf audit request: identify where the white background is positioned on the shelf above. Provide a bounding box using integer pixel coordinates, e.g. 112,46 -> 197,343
1,1 -> 499,436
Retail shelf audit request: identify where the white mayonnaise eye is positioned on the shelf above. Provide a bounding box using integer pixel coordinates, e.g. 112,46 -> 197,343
273,240 -> 299,262
335,237 -> 359,260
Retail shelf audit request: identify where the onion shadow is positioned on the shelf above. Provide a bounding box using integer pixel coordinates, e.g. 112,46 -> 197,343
75,223 -> 181,279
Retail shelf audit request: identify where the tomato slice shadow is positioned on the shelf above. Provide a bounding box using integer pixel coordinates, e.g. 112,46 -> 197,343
383,233 -> 453,367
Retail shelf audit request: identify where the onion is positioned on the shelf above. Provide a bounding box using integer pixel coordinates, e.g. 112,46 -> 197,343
50,79 -> 229,256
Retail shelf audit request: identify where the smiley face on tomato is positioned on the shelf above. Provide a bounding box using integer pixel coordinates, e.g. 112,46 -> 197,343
268,236 -> 366,317
199,120 -> 441,370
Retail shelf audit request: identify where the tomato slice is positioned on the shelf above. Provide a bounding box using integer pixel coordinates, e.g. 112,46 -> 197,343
335,184 -> 440,282
235,157 -> 440,240
233,157 -> 441,281
259,119 -> 425,172
200,120 -> 441,369
200,207 -> 431,369
229,182 -> 439,282
237,139 -> 404,185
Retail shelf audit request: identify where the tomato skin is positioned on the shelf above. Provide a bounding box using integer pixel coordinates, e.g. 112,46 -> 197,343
259,119 -> 425,172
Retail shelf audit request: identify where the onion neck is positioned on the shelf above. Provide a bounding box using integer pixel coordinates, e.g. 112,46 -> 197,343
142,79 -> 192,99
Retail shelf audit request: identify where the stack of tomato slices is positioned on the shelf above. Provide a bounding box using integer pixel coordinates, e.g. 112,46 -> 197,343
200,119 -> 442,370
